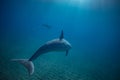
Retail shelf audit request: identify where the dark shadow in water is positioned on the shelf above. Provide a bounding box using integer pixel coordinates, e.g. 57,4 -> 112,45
41,24 -> 52,29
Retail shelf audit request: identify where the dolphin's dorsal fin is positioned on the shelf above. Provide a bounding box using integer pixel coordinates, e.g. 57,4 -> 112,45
59,30 -> 64,40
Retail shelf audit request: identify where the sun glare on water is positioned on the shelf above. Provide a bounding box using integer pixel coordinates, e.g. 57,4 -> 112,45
69,0 -> 92,8
55,0 -> 115,9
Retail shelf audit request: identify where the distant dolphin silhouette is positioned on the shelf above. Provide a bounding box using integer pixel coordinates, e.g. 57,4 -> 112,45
41,24 -> 51,29
11,30 -> 72,75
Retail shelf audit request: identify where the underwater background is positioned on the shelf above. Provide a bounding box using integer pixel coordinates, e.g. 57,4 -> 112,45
0,0 -> 120,80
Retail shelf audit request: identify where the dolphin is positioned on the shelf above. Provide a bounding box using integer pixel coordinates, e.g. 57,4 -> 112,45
11,30 -> 72,75
41,24 -> 52,29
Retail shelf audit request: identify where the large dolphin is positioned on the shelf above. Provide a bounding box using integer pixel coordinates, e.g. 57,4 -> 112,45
11,30 -> 72,75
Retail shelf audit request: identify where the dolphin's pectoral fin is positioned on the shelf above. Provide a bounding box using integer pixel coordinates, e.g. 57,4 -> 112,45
66,50 -> 69,56
59,30 -> 64,40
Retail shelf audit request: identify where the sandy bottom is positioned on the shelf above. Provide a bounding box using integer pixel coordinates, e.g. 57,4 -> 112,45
0,54 -> 109,80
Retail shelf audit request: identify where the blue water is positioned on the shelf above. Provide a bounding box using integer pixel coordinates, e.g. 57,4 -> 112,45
0,0 -> 120,80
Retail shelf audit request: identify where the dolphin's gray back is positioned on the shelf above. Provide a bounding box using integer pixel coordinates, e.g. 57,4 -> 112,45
28,39 -> 71,61
29,40 -> 63,61
29,44 -> 50,61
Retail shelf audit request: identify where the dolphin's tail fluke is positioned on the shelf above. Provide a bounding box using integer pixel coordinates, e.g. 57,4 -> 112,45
11,59 -> 34,75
